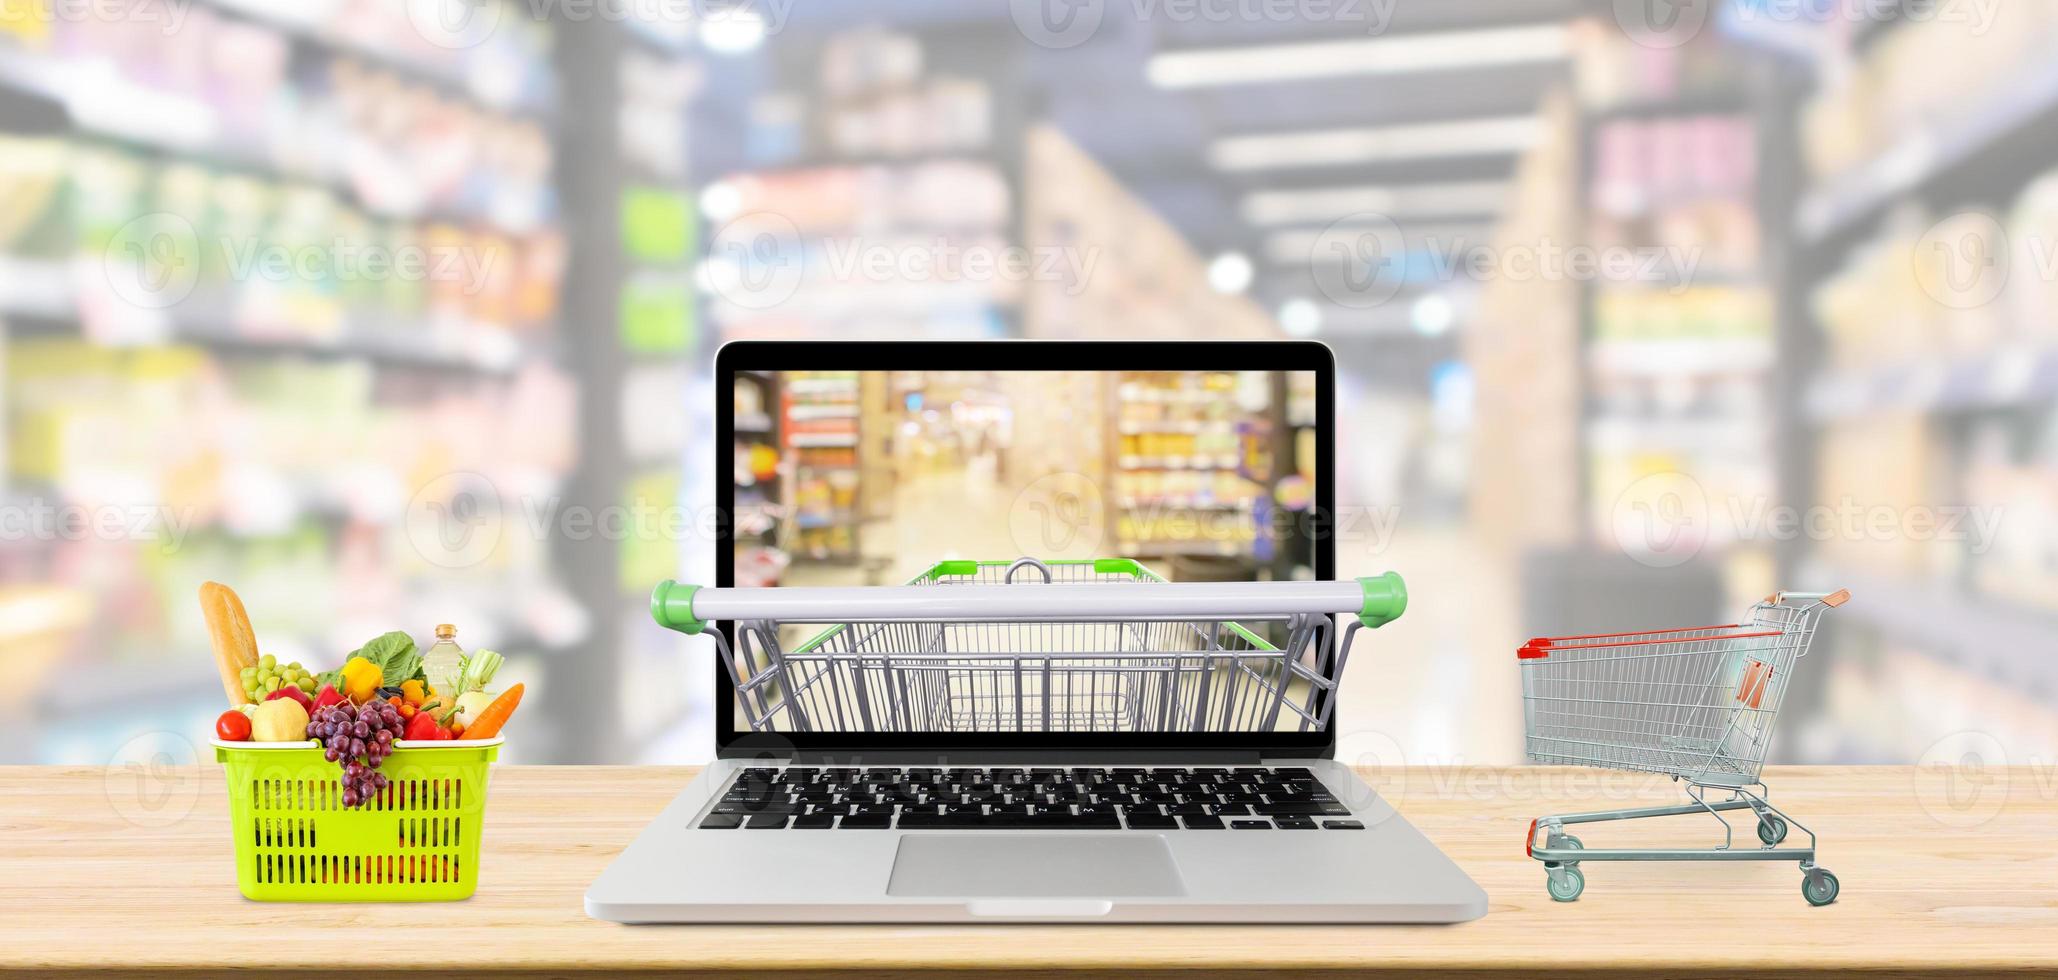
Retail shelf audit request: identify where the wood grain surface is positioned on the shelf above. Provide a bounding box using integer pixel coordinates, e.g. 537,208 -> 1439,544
2,764 -> 2053,978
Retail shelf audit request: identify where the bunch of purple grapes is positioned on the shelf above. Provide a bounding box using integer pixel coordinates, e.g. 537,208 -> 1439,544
311,700 -> 405,807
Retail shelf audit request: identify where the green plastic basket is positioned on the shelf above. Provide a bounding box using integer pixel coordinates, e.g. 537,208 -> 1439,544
213,737 -> 502,902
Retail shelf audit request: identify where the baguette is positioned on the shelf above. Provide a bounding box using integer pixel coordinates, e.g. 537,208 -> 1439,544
199,582 -> 260,706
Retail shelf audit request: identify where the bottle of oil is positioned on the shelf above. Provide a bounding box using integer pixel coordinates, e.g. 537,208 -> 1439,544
422,624 -> 466,698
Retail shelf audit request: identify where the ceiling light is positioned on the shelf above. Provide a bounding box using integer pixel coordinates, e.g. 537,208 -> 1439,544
698,181 -> 743,221
1264,222 -> 1490,266
1278,299 -> 1323,337
1207,251 -> 1255,294
1147,24 -> 1570,89
1411,293 -> 1456,336
1242,182 -> 1507,226
1211,116 -> 1542,171
701,8 -> 766,54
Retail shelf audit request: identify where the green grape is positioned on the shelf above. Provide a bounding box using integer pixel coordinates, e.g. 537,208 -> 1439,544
298,678 -> 316,693
263,676 -> 282,693
260,654 -> 276,670
240,666 -> 257,681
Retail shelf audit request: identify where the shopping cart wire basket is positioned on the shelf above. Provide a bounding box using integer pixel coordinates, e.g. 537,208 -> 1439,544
1518,589 -> 1850,905
652,557 -> 1406,734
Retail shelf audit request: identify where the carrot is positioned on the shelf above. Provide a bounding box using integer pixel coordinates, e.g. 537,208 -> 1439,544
458,683 -> 522,739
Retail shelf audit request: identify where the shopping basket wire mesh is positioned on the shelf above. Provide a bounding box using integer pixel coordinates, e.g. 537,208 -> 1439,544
1519,589 -> 1847,786
651,557 -> 1407,734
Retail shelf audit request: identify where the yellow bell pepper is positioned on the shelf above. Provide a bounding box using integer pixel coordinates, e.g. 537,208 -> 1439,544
340,657 -> 382,704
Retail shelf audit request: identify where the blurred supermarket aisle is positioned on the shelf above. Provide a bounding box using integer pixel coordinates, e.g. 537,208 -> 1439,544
6,2 -> 2058,765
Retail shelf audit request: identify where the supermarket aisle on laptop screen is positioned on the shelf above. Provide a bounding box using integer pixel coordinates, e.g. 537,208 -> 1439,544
731,368 -> 1321,733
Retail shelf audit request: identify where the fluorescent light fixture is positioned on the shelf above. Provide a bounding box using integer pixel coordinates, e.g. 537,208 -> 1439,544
1265,222 -> 1490,266
1148,24 -> 1570,89
1242,182 -> 1507,226
701,8 -> 767,54
1207,251 -> 1255,294
1211,116 -> 1542,171
1278,299 -> 1323,337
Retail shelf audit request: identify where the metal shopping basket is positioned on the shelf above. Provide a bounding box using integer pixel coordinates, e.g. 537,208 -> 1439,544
651,557 -> 1407,734
1518,589 -> 1850,905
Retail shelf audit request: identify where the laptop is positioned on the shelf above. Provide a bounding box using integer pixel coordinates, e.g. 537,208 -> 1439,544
585,340 -> 1485,923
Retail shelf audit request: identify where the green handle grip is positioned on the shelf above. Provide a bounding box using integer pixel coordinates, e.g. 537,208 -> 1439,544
651,580 -> 705,634
1356,572 -> 1407,628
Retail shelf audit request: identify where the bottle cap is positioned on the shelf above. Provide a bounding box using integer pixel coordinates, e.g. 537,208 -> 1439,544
435,624 -> 457,639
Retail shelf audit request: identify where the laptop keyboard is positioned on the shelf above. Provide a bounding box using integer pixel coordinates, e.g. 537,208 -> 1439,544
698,766 -> 1363,831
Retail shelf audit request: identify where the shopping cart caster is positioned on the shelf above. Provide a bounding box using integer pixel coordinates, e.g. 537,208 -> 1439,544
1548,834 -> 1583,865
1546,865 -> 1584,902
1801,867 -> 1839,906
1756,814 -> 1788,846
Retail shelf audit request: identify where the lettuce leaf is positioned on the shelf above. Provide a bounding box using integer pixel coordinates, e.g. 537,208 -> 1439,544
351,631 -> 425,685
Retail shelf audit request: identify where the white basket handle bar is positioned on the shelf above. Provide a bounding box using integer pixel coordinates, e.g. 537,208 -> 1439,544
652,572 -> 1407,634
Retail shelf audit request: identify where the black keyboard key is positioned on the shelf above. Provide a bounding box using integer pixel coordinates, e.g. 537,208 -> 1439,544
1125,811 -> 1178,829
1276,815 -> 1319,829
1323,819 -> 1366,830
1255,801 -> 1352,816
840,813 -> 891,829
745,814 -> 790,829
1273,767 -> 1316,780
698,813 -> 743,829
1180,815 -> 1227,829
1230,819 -> 1272,830
791,813 -> 835,828
712,802 -> 795,816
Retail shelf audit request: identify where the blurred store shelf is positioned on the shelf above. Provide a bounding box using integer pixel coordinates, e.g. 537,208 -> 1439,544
1805,562 -> 2058,697
1797,54 -> 2058,244
1806,345 -> 2058,421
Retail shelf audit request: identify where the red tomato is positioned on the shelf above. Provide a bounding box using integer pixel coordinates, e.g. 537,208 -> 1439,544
215,710 -> 252,741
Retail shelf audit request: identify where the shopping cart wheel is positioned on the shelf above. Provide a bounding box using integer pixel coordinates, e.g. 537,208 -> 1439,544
1756,815 -> 1788,846
1802,868 -> 1839,906
1546,866 -> 1584,903
1548,834 -> 1584,864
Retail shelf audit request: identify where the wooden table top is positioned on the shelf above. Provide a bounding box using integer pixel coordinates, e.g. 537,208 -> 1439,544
3,763 -> 2052,978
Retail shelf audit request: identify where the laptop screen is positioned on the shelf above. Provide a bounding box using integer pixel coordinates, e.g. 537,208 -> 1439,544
726,365 -> 1332,735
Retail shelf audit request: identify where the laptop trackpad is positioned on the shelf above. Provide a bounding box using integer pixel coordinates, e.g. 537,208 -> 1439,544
887,834 -> 1186,898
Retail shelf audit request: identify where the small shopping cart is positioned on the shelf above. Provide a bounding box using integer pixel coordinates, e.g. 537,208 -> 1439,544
1519,589 -> 1850,905
651,557 -> 1407,734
